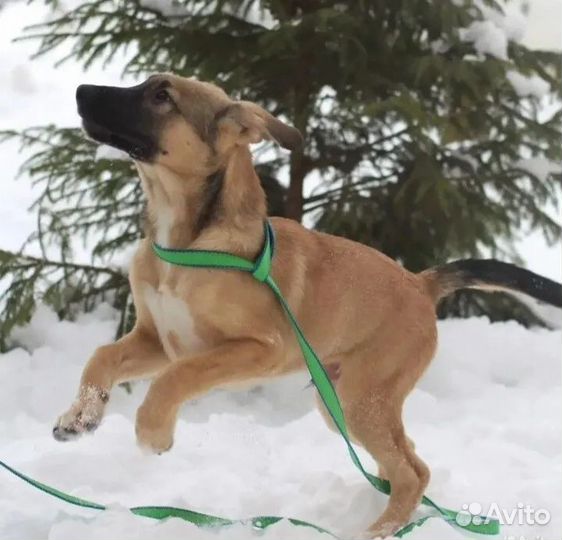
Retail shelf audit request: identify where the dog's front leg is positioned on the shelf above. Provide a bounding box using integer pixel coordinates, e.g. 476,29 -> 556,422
135,340 -> 278,454
53,328 -> 169,441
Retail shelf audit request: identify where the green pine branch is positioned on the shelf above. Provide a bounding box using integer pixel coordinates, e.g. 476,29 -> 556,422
0,126 -> 139,350
0,248 -> 129,351
1,0 -> 561,344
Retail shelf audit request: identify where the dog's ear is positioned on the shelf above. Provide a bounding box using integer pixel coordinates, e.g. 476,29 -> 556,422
215,101 -> 303,151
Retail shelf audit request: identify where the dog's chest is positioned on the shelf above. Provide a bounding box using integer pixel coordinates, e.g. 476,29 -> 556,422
143,283 -> 203,360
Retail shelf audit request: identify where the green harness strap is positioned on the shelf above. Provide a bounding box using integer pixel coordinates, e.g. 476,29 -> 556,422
0,220 -> 499,538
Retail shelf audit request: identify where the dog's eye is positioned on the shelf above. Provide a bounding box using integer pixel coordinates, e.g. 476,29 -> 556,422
154,89 -> 171,104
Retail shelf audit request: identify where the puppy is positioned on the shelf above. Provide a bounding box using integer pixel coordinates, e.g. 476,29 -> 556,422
53,73 -> 562,538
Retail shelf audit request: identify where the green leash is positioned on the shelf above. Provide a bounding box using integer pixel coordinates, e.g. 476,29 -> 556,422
1,220 -> 499,538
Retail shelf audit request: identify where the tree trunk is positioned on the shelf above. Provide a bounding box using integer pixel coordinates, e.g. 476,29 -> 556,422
285,25 -> 313,223
286,148 -> 306,221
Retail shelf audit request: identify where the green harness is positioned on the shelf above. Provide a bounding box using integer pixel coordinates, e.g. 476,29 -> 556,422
0,220 -> 499,538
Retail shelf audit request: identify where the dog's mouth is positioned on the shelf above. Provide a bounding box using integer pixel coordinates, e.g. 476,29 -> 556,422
81,118 -> 155,161
76,83 -> 158,162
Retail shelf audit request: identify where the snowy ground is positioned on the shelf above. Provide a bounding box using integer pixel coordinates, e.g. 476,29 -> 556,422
1,2 -> 561,540
0,306 -> 560,540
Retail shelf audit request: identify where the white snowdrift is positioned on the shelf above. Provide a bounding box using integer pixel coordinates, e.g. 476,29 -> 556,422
0,305 -> 560,540
0,2 -> 560,539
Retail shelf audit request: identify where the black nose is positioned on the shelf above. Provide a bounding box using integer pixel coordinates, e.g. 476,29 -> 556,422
76,84 -> 97,105
76,84 -> 109,119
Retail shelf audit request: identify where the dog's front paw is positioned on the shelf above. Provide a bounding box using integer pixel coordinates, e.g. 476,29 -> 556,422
135,401 -> 175,454
53,386 -> 108,442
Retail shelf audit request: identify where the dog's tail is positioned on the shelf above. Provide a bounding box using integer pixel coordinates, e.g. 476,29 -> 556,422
420,259 -> 562,308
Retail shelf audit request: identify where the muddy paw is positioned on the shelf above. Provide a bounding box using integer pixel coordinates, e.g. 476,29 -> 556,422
53,386 -> 108,442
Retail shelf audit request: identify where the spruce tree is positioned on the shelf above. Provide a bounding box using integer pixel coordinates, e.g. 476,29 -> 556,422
1,0 -> 560,349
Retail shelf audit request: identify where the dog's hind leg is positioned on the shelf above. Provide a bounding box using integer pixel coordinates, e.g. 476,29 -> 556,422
345,389 -> 430,539
315,389 -> 417,484
317,382 -> 429,538
375,435 -> 417,481
53,327 -> 169,442
317,315 -> 436,538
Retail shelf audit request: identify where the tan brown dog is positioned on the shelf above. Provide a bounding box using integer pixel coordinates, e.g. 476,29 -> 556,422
53,73 -> 562,538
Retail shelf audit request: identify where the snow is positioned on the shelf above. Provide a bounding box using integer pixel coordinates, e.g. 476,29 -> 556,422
138,0 -> 189,17
507,71 -> 551,98
478,2 -> 527,43
459,2 -> 527,60
95,145 -> 129,161
459,20 -> 509,60
0,1 -> 139,258
0,2 -> 561,538
1,306 -> 561,540
517,156 -> 562,181
0,0 -> 559,279
138,0 -> 277,28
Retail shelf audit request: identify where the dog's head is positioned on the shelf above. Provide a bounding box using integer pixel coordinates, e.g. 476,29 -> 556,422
76,73 -> 303,175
